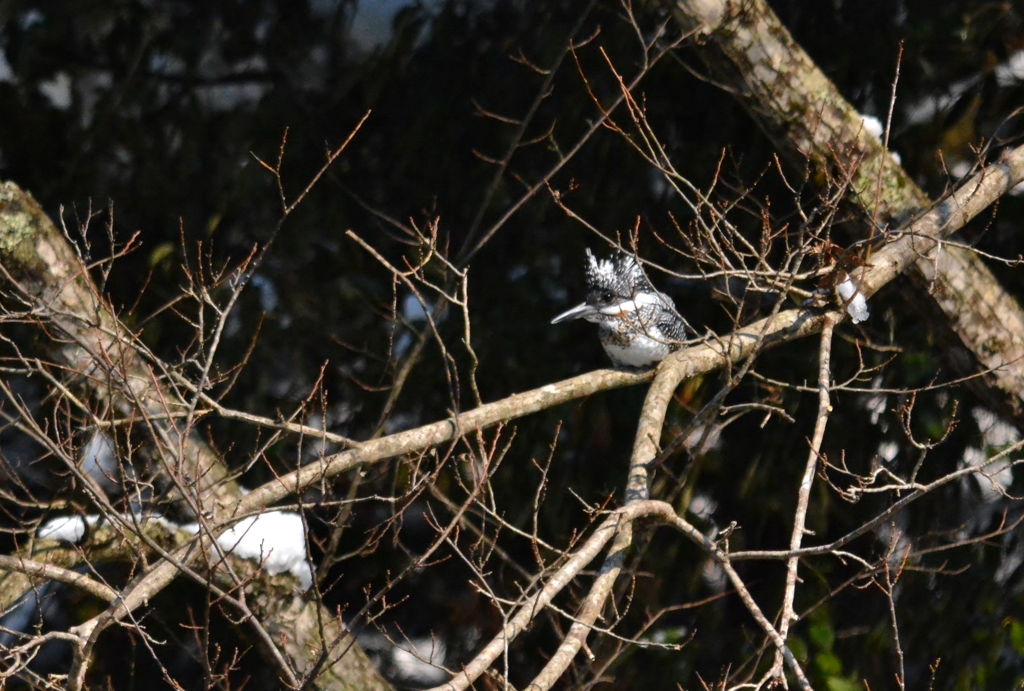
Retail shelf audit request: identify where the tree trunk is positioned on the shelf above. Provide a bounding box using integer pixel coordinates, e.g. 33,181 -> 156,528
0,181 -> 394,691
671,0 -> 1024,424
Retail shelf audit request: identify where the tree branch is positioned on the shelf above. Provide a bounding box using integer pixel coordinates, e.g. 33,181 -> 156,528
671,0 -> 1024,424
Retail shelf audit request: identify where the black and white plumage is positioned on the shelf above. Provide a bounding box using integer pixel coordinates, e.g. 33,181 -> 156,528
551,249 -> 689,368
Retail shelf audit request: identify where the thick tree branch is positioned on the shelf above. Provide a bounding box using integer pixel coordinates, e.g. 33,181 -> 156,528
0,182 -> 394,691
0,554 -> 119,604
0,182 -> 243,516
233,146 -> 1024,517
5,139 -> 1021,688
671,0 -> 1024,424
0,521 -> 395,691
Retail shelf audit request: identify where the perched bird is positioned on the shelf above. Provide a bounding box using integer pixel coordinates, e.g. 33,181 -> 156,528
551,249 -> 689,368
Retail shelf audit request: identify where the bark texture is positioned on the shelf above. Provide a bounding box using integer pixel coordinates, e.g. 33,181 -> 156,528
0,181 -> 394,691
0,181 -> 241,516
672,0 -> 1024,422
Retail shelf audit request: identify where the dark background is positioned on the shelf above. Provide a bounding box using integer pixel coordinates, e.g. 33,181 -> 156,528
2,1 -> 1024,689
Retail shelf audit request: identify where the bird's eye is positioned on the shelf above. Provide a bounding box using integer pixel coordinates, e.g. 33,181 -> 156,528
601,290 -> 614,303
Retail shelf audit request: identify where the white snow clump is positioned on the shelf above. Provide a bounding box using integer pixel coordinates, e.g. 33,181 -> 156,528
837,275 -> 869,324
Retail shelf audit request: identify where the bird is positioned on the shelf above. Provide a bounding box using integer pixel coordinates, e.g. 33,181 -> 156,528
551,249 -> 689,368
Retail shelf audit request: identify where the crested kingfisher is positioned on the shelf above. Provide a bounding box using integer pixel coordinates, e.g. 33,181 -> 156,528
551,249 -> 689,368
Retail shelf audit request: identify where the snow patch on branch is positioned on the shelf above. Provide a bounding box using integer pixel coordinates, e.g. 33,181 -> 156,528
859,114 -> 900,164
38,510 -> 313,590
38,515 -> 91,542
212,511 -> 312,589
859,114 -> 884,140
836,274 -> 869,323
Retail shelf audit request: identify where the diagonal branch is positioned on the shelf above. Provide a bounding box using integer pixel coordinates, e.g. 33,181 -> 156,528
670,0 -> 1024,425
236,143 -> 1024,517
7,140 -> 1022,688
0,182 -> 393,691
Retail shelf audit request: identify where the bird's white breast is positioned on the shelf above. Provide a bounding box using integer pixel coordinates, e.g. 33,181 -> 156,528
602,333 -> 672,367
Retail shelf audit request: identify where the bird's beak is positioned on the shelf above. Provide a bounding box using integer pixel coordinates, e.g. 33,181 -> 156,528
551,302 -> 597,324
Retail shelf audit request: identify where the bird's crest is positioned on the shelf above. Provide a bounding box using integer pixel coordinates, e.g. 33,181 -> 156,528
584,249 -> 650,297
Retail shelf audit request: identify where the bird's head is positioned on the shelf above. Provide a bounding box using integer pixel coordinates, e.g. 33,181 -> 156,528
551,249 -> 656,324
